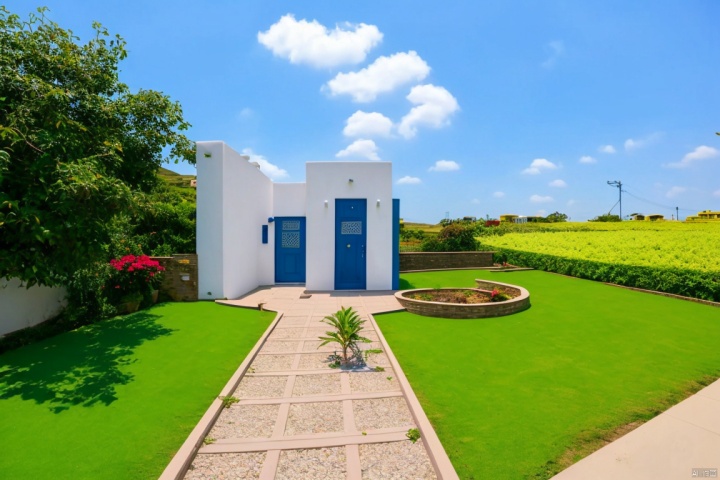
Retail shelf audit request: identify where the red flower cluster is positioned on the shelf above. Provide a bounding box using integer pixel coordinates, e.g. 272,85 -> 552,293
109,255 -> 165,297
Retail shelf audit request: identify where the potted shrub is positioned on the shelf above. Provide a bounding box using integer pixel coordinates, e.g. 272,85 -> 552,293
108,254 -> 165,313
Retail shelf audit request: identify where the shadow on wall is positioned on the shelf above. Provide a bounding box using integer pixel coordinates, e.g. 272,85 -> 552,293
0,311 -> 174,413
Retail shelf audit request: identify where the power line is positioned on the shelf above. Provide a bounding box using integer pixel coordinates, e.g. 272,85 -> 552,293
622,188 -> 698,213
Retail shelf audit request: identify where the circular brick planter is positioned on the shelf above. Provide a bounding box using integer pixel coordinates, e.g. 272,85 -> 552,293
394,279 -> 530,319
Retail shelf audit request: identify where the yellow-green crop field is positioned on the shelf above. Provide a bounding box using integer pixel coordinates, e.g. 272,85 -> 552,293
480,222 -> 720,273
479,221 -> 720,301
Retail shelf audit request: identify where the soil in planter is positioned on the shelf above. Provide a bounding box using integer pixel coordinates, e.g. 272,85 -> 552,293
407,289 -> 516,304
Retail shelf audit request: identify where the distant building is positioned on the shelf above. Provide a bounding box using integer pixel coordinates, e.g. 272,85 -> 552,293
646,214 -> 664,221
499,214 -> 543,224
686,210 -> 720,221
500,214 -> 518,223
630,214 -> 645,221
190,179 -> 197,187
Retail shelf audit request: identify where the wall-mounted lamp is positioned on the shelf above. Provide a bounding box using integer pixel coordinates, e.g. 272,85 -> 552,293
348,179 -> 354,183
267,217 -> 274,223
376,199 -> 381,207
324,200 -> 328,208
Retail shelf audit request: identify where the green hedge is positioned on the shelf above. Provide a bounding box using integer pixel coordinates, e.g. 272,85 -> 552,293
493,248 -> 720,302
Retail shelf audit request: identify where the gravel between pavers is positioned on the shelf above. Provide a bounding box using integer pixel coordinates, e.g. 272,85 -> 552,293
209,404 -> 279,439
184,452 -> 265,480
349,371 -> 401,393
292,373 -> 342,396
250,354 -> 294,372
360,441 -> 437,480
233,375 -> 287,398
302,340 -> 336,352
364,351 -> 390,367
284,401 -> 344,436
353,397 -> 414,431
275,447 -> 346,480
261,340 -> 299,353
297,353 -> 335,370
268,327 -> 304,339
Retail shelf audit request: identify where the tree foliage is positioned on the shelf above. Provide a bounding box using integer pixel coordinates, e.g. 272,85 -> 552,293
545,211 -> 568,223
421,223 -> 478,251
589,214 -> 621,222
0,7 -> 194,286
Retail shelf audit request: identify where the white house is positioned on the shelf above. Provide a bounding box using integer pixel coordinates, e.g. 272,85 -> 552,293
196,141 -> 400,300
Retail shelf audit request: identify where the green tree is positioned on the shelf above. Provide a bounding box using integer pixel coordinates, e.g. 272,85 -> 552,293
545,211 -> 568,223
0,7 -> 194,286
421,223 -> 478,251
589,214 -> 621,222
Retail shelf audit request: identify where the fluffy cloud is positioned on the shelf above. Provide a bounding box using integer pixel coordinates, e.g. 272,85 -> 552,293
493,191 -> 505,198
530,194 -> 554,203
343,111 -> 393,138
666,145 -> 719,168
428,160 -> 460,172
599,145 -> 616,154
241,148 -> 289,180
666,186 -> 686,198
397,84 -> 459,139
541,40 -> 564,69
258,15 -> 382,68
336,139 -> 380,161
522,158 -> 558,175
579,155 -> 596,164
397,176 -> 421,185
548,179 -> 567,188
325,51 -> 430,102
624,132 -> 662,151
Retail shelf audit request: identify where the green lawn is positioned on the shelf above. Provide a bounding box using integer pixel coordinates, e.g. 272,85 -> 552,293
377,270 -> 720,479
0,302 -> 273,480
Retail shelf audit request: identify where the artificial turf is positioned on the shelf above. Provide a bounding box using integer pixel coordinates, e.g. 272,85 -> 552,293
376,270 -> 720,479
0,302 -> 274,480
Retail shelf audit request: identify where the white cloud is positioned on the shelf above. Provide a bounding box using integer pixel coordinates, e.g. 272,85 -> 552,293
397,176 -> 421,185
241,148 -> 289,180
549,179 -> 567,188
493,191 -> 505,198
522,158 -> 558,175
541,40 -> 565,69
397,84 -> 460,139
258,14 -> 382,68
579,155 -> 596,164
666,145 -> 719,168
530,194 -> 554,203
666,186 -> 686,199
599,145 -> 616,154
343,111 -> 393,138
335,139 -> 380,161
325,51 -> 430,102
428,160 -> 460,172
713,190 -> 720,197
624,132 -> 662,151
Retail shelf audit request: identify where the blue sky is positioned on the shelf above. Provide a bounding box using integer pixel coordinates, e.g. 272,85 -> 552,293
7,1 -> 720,222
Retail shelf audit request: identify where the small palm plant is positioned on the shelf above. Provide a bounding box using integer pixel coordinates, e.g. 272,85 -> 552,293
318,306 -> 371,366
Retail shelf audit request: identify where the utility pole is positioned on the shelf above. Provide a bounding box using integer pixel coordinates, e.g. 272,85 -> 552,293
676,206 -> 679,221
607,180 -> 623,220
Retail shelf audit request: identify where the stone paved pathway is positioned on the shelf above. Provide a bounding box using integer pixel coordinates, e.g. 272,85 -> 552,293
163,286 -> 458,480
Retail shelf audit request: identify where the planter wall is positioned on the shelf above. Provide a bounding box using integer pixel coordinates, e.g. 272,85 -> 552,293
395,279 -> 530,319
399,251 -> 494,272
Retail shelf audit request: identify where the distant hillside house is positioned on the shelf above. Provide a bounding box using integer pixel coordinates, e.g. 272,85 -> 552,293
190,179 -> 197,188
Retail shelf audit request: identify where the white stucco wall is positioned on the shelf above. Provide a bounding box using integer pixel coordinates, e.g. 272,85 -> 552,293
305,162 -> 393,291
0,278 -> 66,336
273,183 -> 306,217
196,142 -> 274,299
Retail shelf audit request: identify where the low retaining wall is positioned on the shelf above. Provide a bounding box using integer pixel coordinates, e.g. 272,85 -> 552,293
0,278 -> 66,336
395,279 -> 530,319
399,251 -> 494,272
152,254 -> 198,301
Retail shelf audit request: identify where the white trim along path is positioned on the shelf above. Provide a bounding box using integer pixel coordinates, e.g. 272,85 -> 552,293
160,286 -> 459,480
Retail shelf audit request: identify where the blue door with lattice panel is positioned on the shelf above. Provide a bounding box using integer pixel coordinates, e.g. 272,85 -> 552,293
274,217 -> 306,283
335,199 -> 367,290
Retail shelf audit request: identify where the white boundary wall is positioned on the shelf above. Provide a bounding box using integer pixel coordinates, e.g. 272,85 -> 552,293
0,278 -> 66,336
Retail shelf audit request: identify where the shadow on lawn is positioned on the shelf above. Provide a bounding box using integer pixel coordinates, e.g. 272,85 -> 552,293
0,312 -> 174,413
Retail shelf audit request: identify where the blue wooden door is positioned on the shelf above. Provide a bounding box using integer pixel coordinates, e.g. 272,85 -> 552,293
335,199 -> 367,290
275,217 -> 306,283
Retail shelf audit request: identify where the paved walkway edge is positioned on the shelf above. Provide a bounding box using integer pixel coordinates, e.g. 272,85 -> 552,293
367,312 -> 460,480
159,310 -> 284,480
